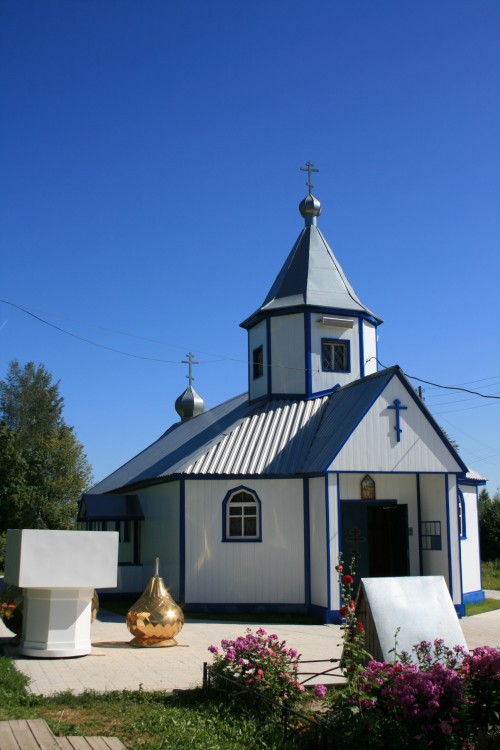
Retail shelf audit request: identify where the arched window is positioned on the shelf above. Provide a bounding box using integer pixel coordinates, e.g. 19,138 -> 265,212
458,489 -> 466,539
222,487 -> 262,542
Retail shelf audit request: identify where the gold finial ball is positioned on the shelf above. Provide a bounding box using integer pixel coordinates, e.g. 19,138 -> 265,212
0,584 -> 24,637
126,567 -> 184,647
299,193 -> 322,219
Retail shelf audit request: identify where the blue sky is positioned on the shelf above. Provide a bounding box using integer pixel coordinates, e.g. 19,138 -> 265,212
1,0 -> 499,492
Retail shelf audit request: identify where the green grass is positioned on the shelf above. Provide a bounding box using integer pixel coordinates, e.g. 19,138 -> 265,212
482,559 -> 500,590
0,651 -> 317,750
465,598 -> 500,616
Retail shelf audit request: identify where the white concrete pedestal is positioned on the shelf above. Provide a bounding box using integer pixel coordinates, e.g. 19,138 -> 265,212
5,529 -> 118,658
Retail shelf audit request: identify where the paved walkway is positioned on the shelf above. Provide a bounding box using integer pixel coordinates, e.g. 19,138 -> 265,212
1,605 -> 499,697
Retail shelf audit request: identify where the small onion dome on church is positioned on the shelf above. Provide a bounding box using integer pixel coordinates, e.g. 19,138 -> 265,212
175,385 -> 205,422
299,192 -> 322,226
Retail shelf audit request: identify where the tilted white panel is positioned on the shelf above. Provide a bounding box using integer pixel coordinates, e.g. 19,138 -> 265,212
184,478 -> 305,604
329,376 -> 463,473
270,314 -> 305,395
459,484 -> 482,595
309,477 -> 327,608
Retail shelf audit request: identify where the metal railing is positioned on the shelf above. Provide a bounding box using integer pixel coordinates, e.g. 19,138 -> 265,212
203,659 -> 344,749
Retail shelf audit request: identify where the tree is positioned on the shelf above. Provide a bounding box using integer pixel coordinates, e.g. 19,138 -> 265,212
478,489 -> 500,561
0,360 -> 93,541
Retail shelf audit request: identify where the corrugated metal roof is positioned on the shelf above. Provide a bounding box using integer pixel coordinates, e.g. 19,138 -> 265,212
88,366 -> 468,495
184,396 -> 329,475
241,224 -> 382,328
463,469 -> 487,483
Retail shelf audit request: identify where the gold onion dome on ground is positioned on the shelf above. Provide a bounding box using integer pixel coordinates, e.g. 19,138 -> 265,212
126,557 -> 184,647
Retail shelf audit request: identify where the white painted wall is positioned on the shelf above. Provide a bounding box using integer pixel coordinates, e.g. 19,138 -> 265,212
362,320 -> 377,376
248,319 -> 268,401
419,474 -> 450,585
270,314 -> 305,395
184,478 -> 305,604
459,484 -> 482,596
446,474 -> 463,605
339,473 -> 420,575
310,316 -> 360,392
309,476 -> 328,608
135,483 -> 181,597
330,376 -> 464,474
327,473 -> 341,611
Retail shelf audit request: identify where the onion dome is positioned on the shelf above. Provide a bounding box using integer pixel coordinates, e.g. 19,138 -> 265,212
175,385 -> 205,422
299,192 -> 322,225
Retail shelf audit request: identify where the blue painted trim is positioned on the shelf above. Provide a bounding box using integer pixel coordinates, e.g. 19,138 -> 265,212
303,478 -> 311,607
325,474 -> 332,613
463,589 -> 485,605
222,485 -> 262,542
445,474 -> 454,601
321,336 -> 351,373
455,603 -> 466,618
179,479 -> 185,603
266,318 -> 272,395
327,469 -> 461,476
359,318 -> 365,378
305,312 -> 312,397
458,477 -> 487,486
308,604 -> 344,624
416,474 -> 423,574
458,489 -> 466,539
388,398 -> 408,442
241,305 -> 382,331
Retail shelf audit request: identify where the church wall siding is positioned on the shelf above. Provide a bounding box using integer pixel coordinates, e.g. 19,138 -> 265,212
330,377 -> 463,474
310,316 -> 360,393
248,320 -> 268,400
137,482 -> 181,598
270,314 -> 305,395
327,473 -> 341,612
418,474 -> 450,586
309,476 -> 328,608
459,484 -> 482,596
362,320 -> 377,376
446,475 -> 463,605
184,478 -> 305,604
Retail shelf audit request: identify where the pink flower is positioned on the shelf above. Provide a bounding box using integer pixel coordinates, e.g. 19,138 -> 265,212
314,684 -> 327,699
208,645 -> 218,654
440,721 -> 453,735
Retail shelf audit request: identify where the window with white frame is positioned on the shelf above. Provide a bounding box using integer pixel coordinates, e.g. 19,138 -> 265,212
223,487 -> 261,541
321,338 -> 350,372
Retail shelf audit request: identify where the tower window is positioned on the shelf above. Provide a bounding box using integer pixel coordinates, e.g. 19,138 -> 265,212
321,339 -> 350,372
253,345 -> 264,379
222,487 -> 262,542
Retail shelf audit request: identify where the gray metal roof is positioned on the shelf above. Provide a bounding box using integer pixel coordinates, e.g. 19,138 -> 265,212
88,366 -> 468,496
241,224 -> 382,329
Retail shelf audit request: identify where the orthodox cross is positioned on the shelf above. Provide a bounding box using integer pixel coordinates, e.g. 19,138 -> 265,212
300,161 -> 319,193
345,525 -> 365,564
388,398 -> 407,442
181,352 -> 199,386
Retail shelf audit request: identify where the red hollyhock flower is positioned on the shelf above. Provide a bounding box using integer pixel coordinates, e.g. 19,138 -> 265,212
339,605 -> 348,617
357,621 -> 365,633
335,564 -> 343,572
343,574 -> 354,585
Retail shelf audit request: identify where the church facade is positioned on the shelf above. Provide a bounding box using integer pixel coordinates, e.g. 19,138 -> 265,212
80,170 -> 485,621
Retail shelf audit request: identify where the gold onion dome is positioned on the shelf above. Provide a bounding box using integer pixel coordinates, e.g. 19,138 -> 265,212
299,192 -> 322,225
126,557 -> 184,647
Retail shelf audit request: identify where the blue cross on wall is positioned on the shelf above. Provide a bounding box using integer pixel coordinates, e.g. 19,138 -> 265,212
388,398 -> 407,442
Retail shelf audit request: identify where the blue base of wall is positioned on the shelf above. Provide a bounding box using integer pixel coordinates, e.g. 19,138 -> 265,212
454,603 -> 466,618
462,590 -> 485,605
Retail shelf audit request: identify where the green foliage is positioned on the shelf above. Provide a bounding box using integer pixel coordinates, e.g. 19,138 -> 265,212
0,361 -> 92,559
466,598 -> 500,616
479,492 -> 500,561
481,559 -> 500,590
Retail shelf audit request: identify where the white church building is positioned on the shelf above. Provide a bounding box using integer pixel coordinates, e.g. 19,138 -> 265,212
80,167 -> 485,621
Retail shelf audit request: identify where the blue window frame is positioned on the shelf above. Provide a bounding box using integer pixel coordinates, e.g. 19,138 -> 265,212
253,345 -> 264,380
222,486 -> 262,542
458,490 -> 467,539
321,338 -> 350,373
